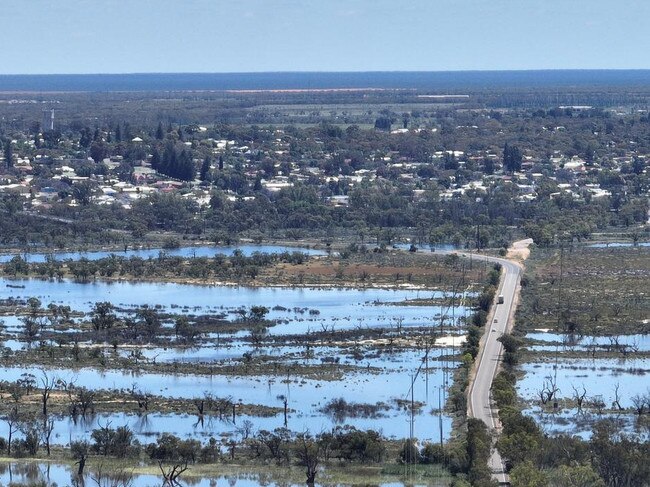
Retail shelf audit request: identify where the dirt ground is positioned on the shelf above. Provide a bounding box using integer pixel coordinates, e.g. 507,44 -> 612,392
507,238 -> 533,263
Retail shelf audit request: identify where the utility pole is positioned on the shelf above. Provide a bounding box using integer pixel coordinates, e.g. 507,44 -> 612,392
451,285 -> 456,327
557,242 -> 564,325
555,241 -> 564,387
438,386 -> 443,448
410,374 -> 415,442
425,343 -> 429,399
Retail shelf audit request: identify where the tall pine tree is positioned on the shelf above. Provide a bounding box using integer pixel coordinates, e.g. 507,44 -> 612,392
155,142 -> 195,181
503,143 -> 522,173
3,139 -> 13,168
156,122 -> 165,140
177,149 -> 195,181
150,147 -> 161,170
200,156 -> 212,181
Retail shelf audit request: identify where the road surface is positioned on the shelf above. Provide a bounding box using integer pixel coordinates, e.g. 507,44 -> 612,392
459,251 -> 524,485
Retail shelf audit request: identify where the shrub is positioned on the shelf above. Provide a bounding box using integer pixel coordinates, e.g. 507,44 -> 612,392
146,433 -> 202,464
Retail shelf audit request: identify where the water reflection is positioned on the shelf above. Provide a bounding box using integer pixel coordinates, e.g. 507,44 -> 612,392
0,245 -> 326,264
0,462 -> 444,487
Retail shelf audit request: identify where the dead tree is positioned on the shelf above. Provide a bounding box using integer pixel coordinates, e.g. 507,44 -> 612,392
630,392 -> 648,416
211,396 -> 233,421
158,461 -> 188,486
393,317 -> 404,336
130,388 -> 151,413
236,419 -> 254,440
40,370 -> 59,416
193,398 -> 205,417
90,463 -> 133,487
612,383 -> 624,411
278,394 -> 288,426
296,433 -> 321,485
42,418 -> 55,456
572,384 -> 587,412
538,376 -> 560,406
592,395 -> 606,415
69,386 -> 96,418
71,440 -> 90,477
76,387 -> 96,417
4,406 -> 20,455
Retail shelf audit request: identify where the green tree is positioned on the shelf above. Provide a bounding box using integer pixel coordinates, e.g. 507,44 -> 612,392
248,305 -> 269,322
89,141 -> 108,163
3,139 -> 13,168
296,433 -> 321,485
200,156 -> 212,181
91,424 -> 134,457
137,307 -> 162,339
79,127 -> 93,148
509,460 -> 548,487
374,116 -> 392,131
71,440 -> 90,476
91,302 -> 117,331
503,143 -> 522,173
466,418 -> 493,485
549,464 -> 604,487
590,421 -> 650,487
156,121 -> 165,140
151,146 -> 161,170
73,181 -> 94,205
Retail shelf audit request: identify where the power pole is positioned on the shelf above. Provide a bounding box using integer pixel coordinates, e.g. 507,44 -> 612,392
557,243 -> 564,322
410,374 -> 415,442
438,386 -> 443,448
425,343 -> 429,400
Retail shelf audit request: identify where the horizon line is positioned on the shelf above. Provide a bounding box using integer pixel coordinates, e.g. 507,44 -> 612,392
2,68 -> 650,77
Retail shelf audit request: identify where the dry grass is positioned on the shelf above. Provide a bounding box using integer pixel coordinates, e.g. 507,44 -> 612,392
517,245 -> 650,335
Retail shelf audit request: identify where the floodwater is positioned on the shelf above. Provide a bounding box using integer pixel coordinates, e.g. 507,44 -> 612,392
0,355 -> 455,444
517,358 -> 649,406
0,241 -> 473,447
0,401 -> 451,447
523,406 -> 648,439
0,462 -> 441,487
0,274 -> 466,445
588,242 -> 650,248
1,278 -> 468,338
0,244 -> 326,263
525,331 -> 650,353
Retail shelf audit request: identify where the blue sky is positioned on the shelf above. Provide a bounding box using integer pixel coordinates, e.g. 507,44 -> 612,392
2,0 -> 649,74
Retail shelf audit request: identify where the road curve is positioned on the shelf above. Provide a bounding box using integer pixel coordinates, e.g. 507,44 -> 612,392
457,251 -> 524,485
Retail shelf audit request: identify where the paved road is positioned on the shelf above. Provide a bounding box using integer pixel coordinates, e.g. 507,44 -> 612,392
460,252 -> 523,485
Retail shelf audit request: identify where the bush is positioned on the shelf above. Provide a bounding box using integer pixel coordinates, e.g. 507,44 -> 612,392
471,310 -> 488,327
162,236 -> 181,249
492,371 -> 517,408
398,439 -> 419,464
466,418 -> 493,485
498,334 -> 521,366
91,425 -> 135,457
325,426 -> 385,462
421,443 -> 446,464
463,326 -> 482,358
488,268 -> 501,286
11,428 -> 39,457
477,286 -> 496,312
146,433 -> 202,464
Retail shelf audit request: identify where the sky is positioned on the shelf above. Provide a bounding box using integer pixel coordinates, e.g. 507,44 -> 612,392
2,0 -> 649,74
